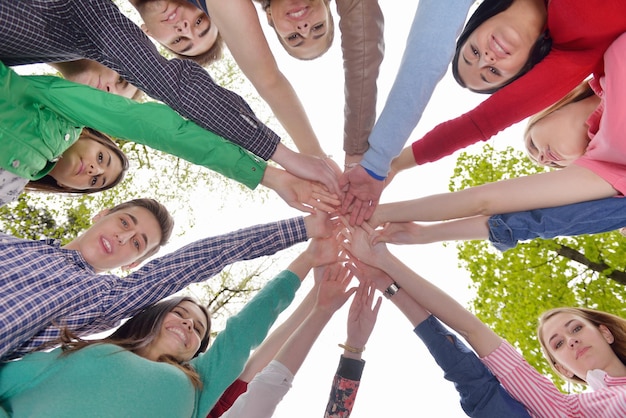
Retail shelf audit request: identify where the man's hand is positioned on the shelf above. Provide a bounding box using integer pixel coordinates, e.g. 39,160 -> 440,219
272,144 -> 341,196
262,167 -> 340,213
339,164 -> 385,226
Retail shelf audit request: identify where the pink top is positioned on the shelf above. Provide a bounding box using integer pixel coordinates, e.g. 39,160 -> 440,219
411,0 -> 626,165
482,341 -> 626,417
574,33 -> 626,195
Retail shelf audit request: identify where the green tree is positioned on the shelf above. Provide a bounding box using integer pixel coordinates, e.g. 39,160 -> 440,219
450,144 -> 626,390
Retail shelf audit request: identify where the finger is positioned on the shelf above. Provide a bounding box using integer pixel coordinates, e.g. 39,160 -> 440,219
372,296 -> 383,314
349,199 -> 365,226
361,221 -> 376,235
290,201 -> 315,214
308,199 -> 338,213
312,192 -> 342,207
362,200 -> 378,222
341,191 -> 356,214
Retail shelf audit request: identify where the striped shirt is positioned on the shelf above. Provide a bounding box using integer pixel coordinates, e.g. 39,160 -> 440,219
482,341 -> 626,417
0,0 -> 280,160
0,217 -> 307,360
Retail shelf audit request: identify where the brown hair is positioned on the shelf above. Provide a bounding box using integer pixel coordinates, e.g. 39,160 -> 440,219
25,128 -> 129,194
169,33 -> 225,67
57,296 -> 211,388
108,198 -> 175,260
537,307 -> 626,384
524,80 -> 595,168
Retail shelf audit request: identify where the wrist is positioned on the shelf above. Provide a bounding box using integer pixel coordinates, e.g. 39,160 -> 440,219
363,166 -> 386,181
383,281 -> 401,299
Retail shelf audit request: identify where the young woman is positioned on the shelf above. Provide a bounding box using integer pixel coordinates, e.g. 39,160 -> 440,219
1,128 -> 128,207
368,33 -> 626,236
0,235 -> 338,416
3,60 -> 340,213
343,224 -> 626,417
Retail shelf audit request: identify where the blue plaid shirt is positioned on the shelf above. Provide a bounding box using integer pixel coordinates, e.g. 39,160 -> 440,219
0,217 -> 307,360
0,0 -> 280,160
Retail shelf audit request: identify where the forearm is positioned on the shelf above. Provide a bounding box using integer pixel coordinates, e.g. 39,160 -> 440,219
240,286 -> 317,381
375,252 -> 501,357
275,307 -> 334,374
324,356 -> 364,418
360,0 -> 473,176
338,0 -> 384,156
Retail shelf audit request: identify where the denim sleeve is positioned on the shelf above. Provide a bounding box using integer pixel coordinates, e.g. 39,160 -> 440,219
414,316 -> 530,418
488,197 -> 626,251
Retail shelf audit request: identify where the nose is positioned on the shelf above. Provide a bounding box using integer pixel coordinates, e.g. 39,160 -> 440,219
482,50 -> 496,64
568,336 -> 580,348
87,162 -> 104,176
115,230 -> 134,245
296,21 -> 309,33
176,20 -> 190,34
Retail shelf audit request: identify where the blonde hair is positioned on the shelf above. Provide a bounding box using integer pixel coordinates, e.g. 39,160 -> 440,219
537,307 -> 626,384
524,80 -> 595,167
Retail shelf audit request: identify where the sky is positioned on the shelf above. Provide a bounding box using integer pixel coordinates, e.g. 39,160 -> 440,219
179,1 -> 529,417
13,1 -> 531,416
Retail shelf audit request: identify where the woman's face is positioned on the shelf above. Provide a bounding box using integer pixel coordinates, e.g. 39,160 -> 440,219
142,301 -> 208,362
266,0 -> 331,59
49,137 -> 124,191
525,101 -> 592,168
456,12 -> 539,91
540,312 -> 616,380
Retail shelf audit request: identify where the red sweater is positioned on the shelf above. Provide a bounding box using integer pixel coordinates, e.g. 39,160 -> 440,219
411,0 -> 626,165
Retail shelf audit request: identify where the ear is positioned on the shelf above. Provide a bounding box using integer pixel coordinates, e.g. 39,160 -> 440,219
599,324 -> 615,344
141,23 -> 150,35
554,362 -> 575,378
92,208 -> 111,223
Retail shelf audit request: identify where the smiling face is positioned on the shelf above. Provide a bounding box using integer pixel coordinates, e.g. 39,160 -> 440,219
140,301 -> 209,362
49,137 -> 125,191
63,205 -> 162,272
137,0 -> 218,57
540,312 -> 617,380
265,0 -> 332,59
524,95 -> 597,168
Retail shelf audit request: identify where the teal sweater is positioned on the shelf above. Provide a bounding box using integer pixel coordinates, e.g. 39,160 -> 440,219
0,270 -> 300,418
0,61 -> 265,188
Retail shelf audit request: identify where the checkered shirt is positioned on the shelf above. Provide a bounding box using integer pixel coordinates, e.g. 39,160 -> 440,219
0,217 -> 307,360
0,0 -> 280,160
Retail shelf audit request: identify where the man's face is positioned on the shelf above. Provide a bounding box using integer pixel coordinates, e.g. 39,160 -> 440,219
67,206 -> 162,272
61,59 -> 139,99
137,0 -> 218,56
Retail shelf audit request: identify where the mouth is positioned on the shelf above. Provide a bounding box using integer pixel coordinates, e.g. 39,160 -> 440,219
168,327 -> 187,346
76,159 -> 84,176
286,6 -> 308,20
162,6 -> 178,23
545,148 -> 561,162
489,35 -> 510,59
100,236 -> 112,254
576,346 -> 589,359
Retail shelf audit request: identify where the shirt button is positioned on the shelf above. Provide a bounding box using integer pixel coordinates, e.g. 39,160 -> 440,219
64,133 -> 71,141
11,160 -> 20,168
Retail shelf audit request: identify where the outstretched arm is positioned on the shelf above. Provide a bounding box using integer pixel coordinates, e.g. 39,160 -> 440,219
370,216 -> 490,246
203,0 -> 325,158
371,165 -> 617,226
343,224 -> 501,358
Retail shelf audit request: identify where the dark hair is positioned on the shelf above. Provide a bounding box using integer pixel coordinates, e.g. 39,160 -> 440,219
108,198 -> 175,260
25,128 -> 129,194
58,296 -> 211,388
169,33 -> 225,67
451,0 -> 552,94
255,0 -> 335,60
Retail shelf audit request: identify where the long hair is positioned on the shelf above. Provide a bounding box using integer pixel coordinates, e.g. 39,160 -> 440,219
537,307 -> 626,384
25,128 -> 129,194
523,80 -> 594,167
59,296 -> 211,388
451,0 -> 552,94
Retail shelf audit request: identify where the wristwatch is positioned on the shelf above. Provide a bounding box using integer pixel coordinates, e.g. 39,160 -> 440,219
384,282 -> 400,298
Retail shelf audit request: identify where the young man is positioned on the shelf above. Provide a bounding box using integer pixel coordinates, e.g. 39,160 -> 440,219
0,197 -> 335,360
0,0 -> 339,194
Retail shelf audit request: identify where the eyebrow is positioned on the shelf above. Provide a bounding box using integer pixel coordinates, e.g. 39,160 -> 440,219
100,152 -> 113,187
178,23 -> 211,54
548,319 -> 577,344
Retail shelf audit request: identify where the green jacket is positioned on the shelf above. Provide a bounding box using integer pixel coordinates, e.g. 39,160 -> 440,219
0,61 -> 266,188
